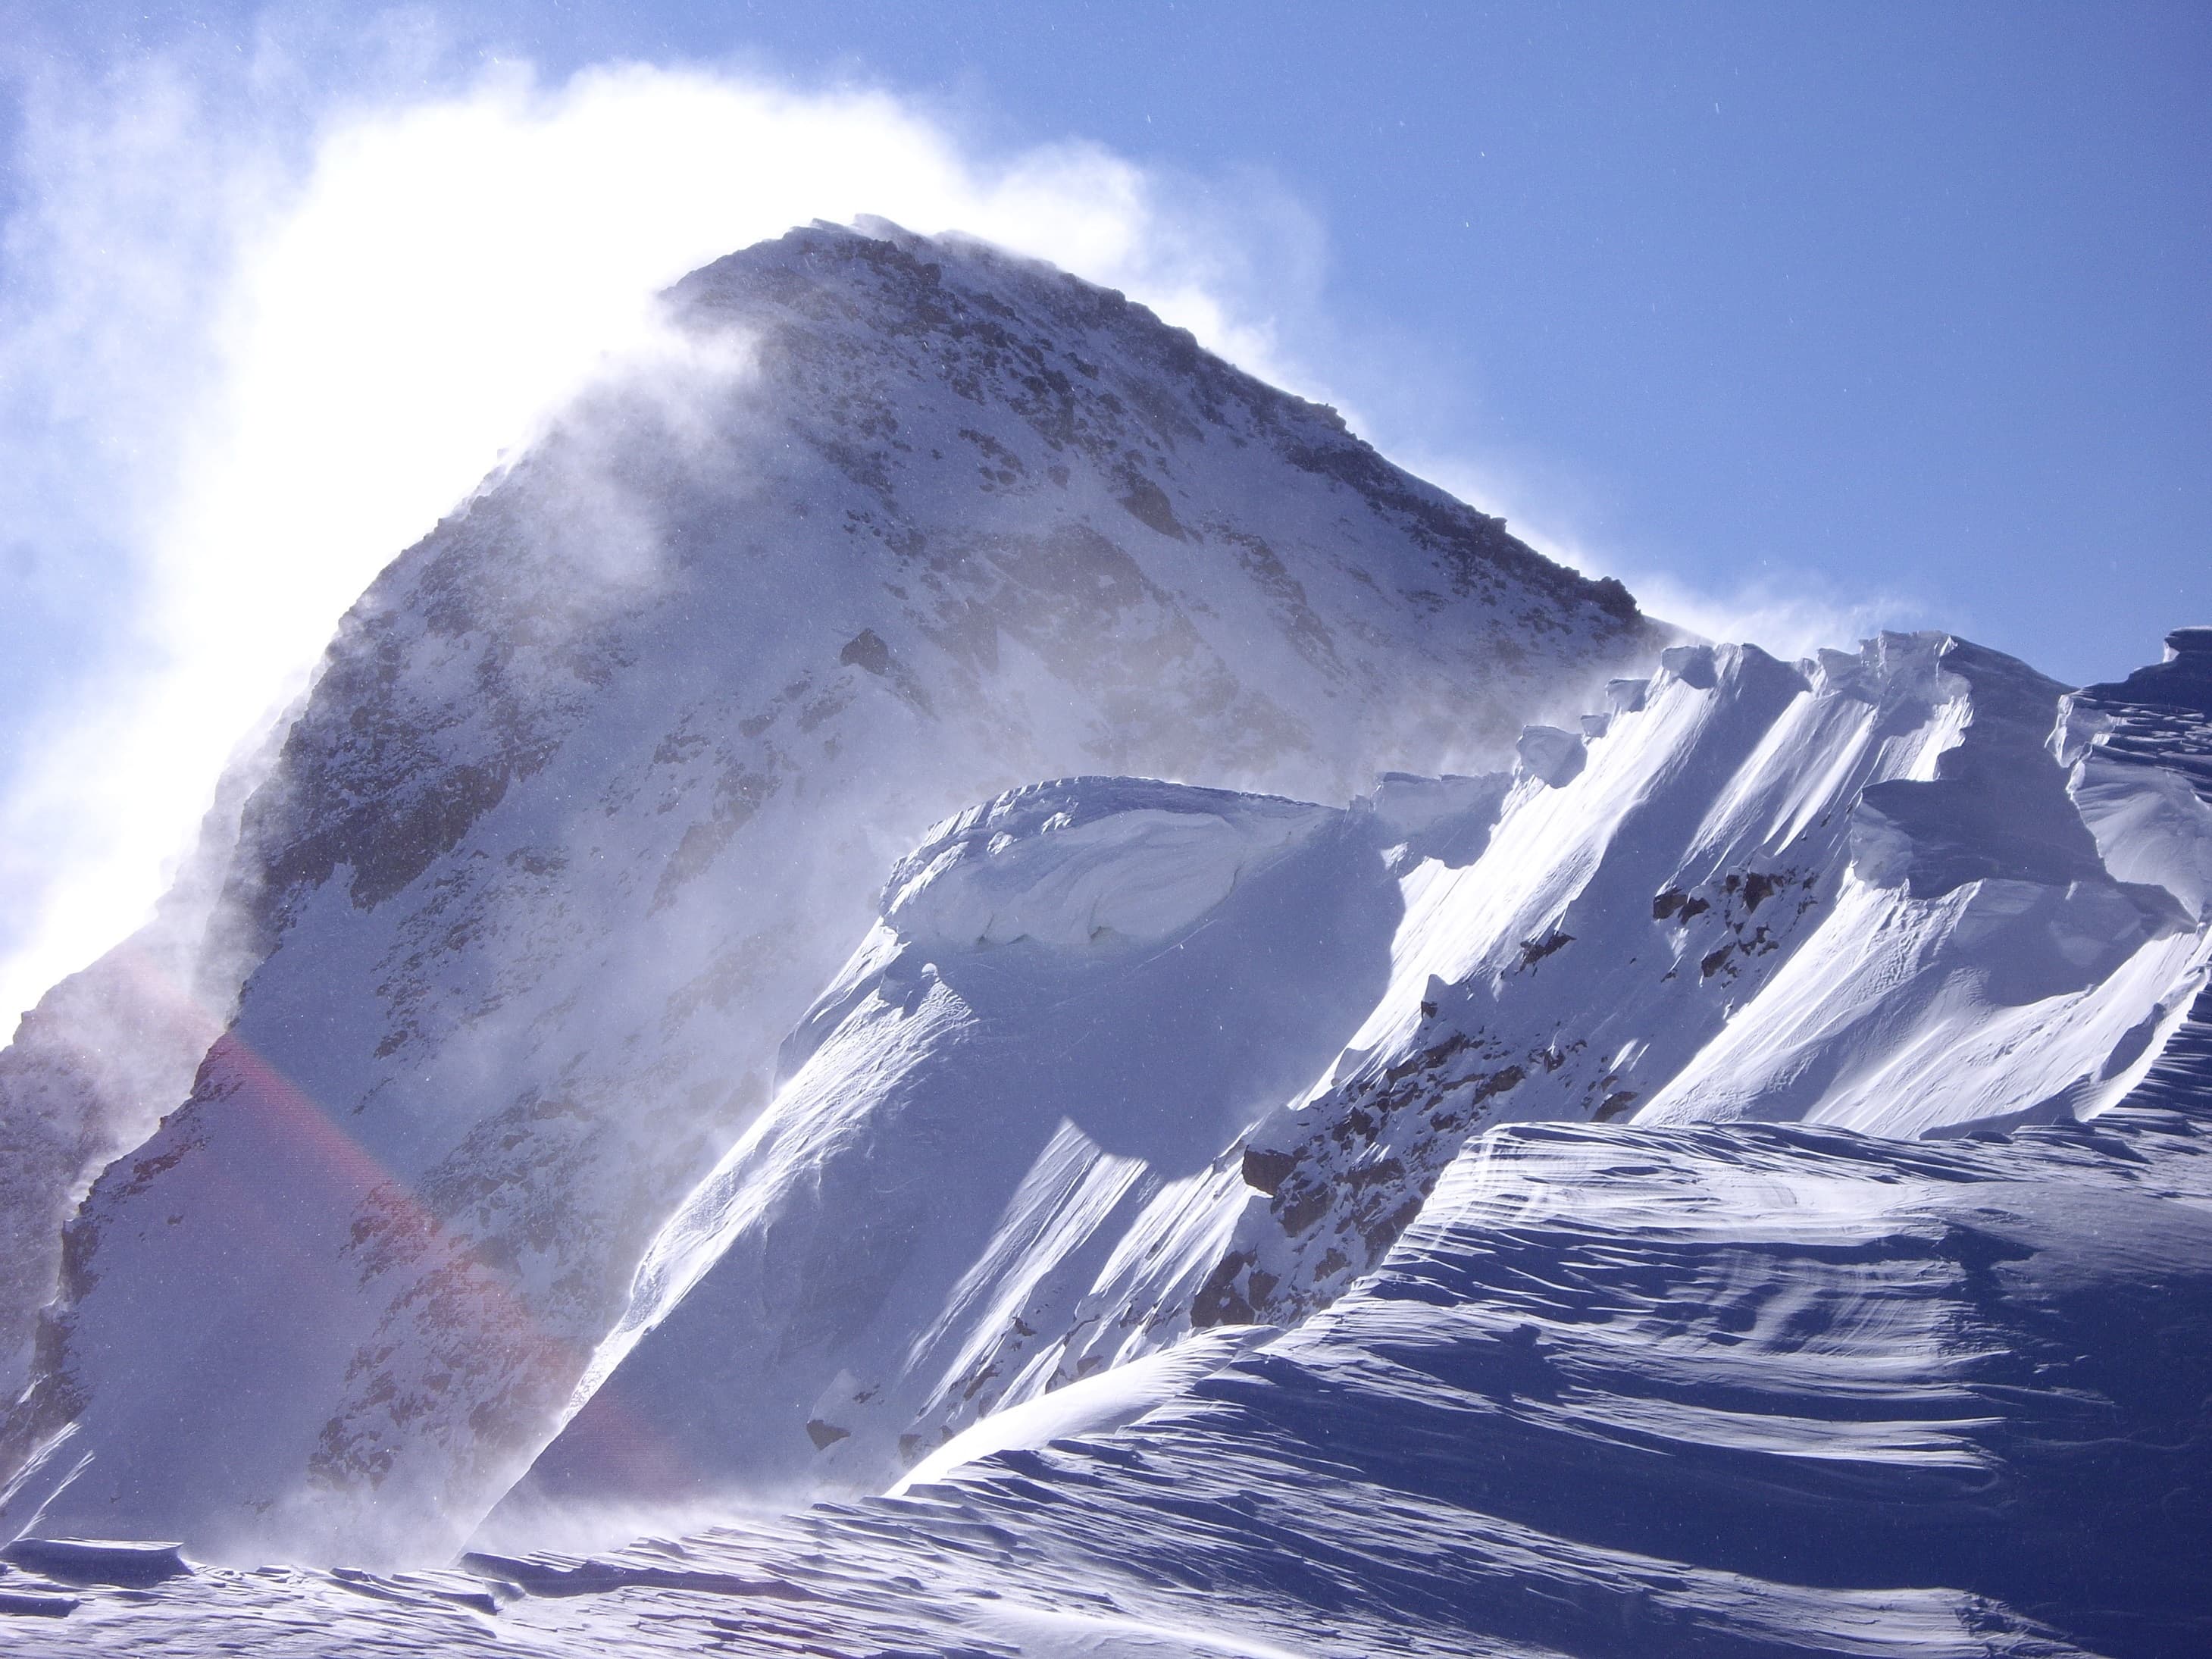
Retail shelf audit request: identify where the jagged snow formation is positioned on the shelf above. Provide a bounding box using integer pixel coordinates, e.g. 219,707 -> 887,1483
498,628 -> 2212,1528
1200,631 -> 2212,1331
879,778 -> 1338,950
0,219 -> 1651,1564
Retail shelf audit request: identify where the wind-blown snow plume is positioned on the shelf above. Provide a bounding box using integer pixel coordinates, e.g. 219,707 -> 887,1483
0,37 -> 1317,1025
1403,449 -> 1921,662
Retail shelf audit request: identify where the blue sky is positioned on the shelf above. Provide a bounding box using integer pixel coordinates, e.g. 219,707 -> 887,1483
0,2 -> 2206,1009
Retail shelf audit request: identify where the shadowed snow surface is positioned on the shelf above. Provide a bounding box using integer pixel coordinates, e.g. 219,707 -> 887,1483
20,1094 -> 2212,1656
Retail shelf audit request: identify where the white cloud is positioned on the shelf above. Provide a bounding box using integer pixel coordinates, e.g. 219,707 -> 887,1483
0,43 -> 1322,1022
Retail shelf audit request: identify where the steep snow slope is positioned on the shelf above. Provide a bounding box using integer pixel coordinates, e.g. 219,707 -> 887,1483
0,220 -> 1653,1562
1199,630 -> 2210,1332
27,1091 -> 2212,1657
496,627 -> 2212,1522
502,778 -> 1398,1516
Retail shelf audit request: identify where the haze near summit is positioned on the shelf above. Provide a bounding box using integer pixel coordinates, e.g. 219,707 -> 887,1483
0,2 -> 2204,1025
0,45 -> 1294,1023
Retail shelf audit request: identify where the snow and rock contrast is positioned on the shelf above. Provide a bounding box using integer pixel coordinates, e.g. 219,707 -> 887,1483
0,220 -> 1653,1564
490,626 -> 2211,1539
1200,631 -> 2212,1332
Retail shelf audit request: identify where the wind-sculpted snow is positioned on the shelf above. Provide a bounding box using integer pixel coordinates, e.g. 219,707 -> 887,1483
496,627 -> 2211,1551
499,778 -> 1400,1514
880,778 -> 1336,950
22,1095 -> 2212,1656
1200,631 -> 2212,1332
2054,629 -> 2212,1130
0,220 -> 1652,1561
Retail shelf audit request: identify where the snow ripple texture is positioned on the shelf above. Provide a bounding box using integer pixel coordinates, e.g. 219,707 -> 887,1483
23,1096 -> 2212,1657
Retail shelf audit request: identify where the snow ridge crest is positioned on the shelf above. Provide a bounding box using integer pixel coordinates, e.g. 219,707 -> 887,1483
881,777 -> 1337,951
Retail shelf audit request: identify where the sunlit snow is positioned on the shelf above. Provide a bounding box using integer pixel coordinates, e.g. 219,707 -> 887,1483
1,224 -> 2207,1657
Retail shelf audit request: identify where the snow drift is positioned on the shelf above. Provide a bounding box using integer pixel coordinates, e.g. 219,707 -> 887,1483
25,1056 -> 2212,1657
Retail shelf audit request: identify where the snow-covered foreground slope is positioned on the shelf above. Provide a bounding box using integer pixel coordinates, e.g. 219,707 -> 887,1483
0,221 -> 1653,1563
488,627 -> 2212,1527
500,778 -> 1397,1517
22,1090 -> 2212,1657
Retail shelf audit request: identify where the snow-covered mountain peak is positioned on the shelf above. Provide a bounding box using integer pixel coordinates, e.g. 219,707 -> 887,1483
0,219 -> 1657,1564
0,217 -> 2204,1653
666,216 -> 1629,628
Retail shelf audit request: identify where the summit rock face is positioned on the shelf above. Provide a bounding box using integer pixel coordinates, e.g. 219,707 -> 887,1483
0,221 -> 1654,1561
